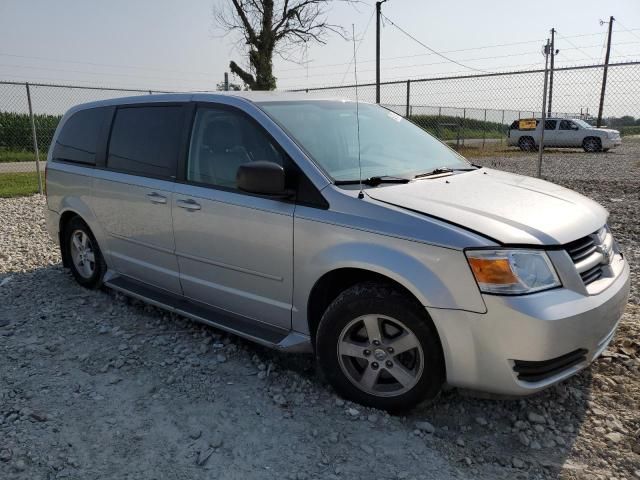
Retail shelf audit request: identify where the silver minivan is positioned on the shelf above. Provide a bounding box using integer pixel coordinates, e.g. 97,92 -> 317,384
45,93 -> 630,411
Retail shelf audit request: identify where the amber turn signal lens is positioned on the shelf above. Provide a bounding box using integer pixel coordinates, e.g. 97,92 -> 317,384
468,257 -> 519,285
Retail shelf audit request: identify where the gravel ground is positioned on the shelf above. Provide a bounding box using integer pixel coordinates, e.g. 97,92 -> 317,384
0,140 -> 638,480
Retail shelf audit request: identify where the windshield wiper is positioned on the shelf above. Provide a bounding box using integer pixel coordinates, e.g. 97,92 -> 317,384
335,175 -> 411,187
413,166 -> 478,179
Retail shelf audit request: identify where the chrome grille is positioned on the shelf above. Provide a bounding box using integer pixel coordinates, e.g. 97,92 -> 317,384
564,226 -> 612,286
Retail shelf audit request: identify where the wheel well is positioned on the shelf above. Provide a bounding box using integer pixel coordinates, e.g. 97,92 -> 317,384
58,211 -> 80,268
307,268 -> 420,342
583,136 -> 601,143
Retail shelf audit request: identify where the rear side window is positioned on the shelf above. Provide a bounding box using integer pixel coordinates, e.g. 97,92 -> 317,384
107,106 -> 183,179
53,107 -> 108,165
544,120 -> 557,130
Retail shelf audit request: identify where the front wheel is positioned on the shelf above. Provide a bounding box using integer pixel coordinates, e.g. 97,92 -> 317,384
316,283 -> 444,412
583,137 -> 602,152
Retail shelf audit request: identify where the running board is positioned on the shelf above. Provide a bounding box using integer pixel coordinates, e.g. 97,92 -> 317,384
104,274 -> 312,353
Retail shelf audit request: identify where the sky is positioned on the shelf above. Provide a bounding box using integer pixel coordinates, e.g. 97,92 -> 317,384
0,0 -> 639,116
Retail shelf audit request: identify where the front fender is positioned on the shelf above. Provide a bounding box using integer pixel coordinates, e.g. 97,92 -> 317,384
292,216 -> 486,335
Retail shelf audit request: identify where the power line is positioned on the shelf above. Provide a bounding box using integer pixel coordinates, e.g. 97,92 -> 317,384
379,13 -> 491,73
276,40 -> 640,82
0,62 -> 217,85
615,20 -> 640,42
556,30 -> 599,60
339,7 -> 375,85
0,52 -> 216,77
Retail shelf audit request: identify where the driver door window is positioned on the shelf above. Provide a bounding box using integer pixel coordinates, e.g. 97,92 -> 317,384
187,108 -> 284,189
558,120 -> 579,146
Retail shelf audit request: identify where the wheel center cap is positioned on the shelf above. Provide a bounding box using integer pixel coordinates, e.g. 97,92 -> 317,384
373,348 -> 387,361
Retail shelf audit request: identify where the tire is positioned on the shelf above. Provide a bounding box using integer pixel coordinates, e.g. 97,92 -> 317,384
583,137 -> 602,152
315,282 -> 444,412
64,216 -> 107,289
518,136 -> 536,151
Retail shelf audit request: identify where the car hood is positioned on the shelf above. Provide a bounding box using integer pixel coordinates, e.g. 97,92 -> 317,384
590,128 -> 619,135
366,168 -> 607,245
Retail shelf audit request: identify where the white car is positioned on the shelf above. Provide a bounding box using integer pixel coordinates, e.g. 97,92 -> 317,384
507,118 -> 622,152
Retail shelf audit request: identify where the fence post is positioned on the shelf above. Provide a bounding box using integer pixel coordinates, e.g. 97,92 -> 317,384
501,109 -> 505,145
405,80 -> 411,118
482,108 -> 487,149
461,108 -> 466,147
25,83 -> 43,195
148,90 -> 153,95
436,106 -> 442,139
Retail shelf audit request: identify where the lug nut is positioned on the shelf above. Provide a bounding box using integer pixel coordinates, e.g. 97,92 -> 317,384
386,360 -> 393,368
372,340 -> 381,346
363,349 -> 371,356
371,362 -> 379,369
387,347 -> 394,353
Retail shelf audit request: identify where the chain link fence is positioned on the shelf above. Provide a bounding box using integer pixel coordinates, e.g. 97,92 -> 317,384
1,61 -> 639,195
293,61 -> 640,147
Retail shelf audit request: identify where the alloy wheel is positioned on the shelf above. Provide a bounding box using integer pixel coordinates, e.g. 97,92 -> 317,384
337,314 -> 424,397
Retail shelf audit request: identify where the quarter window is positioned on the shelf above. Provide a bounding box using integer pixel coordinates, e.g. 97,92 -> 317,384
187,107 -> 284,189
544,120 -> 557,130
52,107 -> 108,165
107,106 -> 183,179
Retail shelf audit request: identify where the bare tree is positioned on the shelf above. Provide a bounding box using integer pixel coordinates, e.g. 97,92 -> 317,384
215,0 -> 353,90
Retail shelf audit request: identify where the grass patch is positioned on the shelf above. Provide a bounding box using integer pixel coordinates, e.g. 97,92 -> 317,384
0,172 -> 41,198
0,148 -> 39,163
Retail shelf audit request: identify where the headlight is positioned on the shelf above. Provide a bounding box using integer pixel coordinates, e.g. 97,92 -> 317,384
465,249 -> 561,295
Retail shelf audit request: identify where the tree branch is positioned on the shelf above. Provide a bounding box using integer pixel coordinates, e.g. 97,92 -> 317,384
230,61 -> 257,89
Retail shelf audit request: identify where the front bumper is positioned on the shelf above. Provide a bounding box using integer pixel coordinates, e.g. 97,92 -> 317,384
602,137 -> 622,149
430,256 -> 630,395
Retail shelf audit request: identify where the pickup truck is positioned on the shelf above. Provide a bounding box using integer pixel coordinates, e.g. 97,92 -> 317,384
507,118 -> 622,152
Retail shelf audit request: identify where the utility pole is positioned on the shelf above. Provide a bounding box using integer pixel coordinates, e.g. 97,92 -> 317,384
537,39 -> 551,179
547,28 -> 556,116
597,16 -> 614,127
224,72 -> 229,91
375,0 -> 388,104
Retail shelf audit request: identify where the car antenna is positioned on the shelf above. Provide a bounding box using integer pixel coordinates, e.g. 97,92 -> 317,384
352,23 -> 364,199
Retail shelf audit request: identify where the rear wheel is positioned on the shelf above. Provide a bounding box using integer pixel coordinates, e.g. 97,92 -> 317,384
316,283 -> 444,412
518,136 -> 536,151
583,137 -> 602,152
65,217 -> 106,289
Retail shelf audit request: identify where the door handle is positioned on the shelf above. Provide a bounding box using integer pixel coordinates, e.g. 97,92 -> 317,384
146,192 -> 167,204
176,198 -> 201,211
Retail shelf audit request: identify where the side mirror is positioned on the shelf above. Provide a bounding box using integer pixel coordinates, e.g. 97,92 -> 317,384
237,161 -> 289,197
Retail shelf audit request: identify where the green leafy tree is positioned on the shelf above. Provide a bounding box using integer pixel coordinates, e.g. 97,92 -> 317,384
215,0 -> 351,90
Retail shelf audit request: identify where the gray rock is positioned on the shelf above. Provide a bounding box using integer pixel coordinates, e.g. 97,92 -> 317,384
475,416 -> 488,426
415,421 -> 435,434
210,435 -> 223,449
0,449 -> 12,462
273,394 -> 288,407
216,353 -> 228,363
518,432 -> 530,447
361,444 -> 374,455
527,412 -> 546,424
605,432 -> 623,444
346,408 -> 360,417
512,457 -> 525,469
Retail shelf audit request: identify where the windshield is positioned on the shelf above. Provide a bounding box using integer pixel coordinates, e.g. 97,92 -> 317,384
572,119 -> 593,129
258,100 -> 470,181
